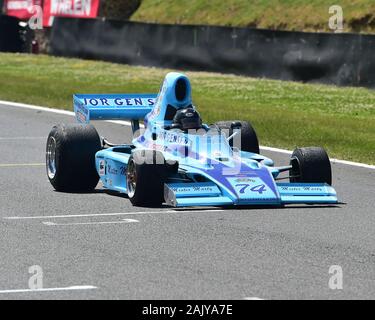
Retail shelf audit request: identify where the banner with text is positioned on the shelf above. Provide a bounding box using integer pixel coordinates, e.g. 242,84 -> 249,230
4,0 -> 41,20
43,0 -> 99,27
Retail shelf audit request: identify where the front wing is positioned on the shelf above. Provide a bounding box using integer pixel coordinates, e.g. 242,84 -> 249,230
164,182 -> 337,207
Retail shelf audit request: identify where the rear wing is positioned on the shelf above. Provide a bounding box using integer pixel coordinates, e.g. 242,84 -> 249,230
73,94 -> 157,123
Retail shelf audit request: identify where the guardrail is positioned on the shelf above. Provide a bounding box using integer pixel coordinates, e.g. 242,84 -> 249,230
42,17 -> 375,88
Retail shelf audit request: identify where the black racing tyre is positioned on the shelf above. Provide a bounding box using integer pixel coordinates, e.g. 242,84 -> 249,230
46,124 -> 101,192
290,147 -> 332,185
214,120 -> 260,154
126,150 -> 167,207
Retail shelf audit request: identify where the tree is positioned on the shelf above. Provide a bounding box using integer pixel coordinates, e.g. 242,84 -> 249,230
100,0 -> 141,20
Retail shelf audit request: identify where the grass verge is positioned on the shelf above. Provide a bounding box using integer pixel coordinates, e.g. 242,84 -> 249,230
0,53 -> 374,164
131,0 -> 375,34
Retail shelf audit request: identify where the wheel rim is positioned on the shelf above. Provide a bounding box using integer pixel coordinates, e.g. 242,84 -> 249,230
46,136 -> 57,179
126,159 -> 137,198
290,156 -> 301,182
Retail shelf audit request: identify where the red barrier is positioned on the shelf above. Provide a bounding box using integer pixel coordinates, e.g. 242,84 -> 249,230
4,0 -> 41,20
43,0 -> 100,27
4,0 -> 99,26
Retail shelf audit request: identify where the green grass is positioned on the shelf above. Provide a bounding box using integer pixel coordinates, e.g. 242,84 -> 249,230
0,53 -> 374,164
131,0 -> 375,33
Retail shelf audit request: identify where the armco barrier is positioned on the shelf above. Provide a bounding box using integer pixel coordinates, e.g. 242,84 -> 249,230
50,17 -> 375,88
0,14 -> 23,52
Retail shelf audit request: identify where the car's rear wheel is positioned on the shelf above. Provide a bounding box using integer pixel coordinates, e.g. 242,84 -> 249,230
126,150 -> 167,207
46,124 -> 101,192
290,147 -> 332,185
214,120 -> 260,154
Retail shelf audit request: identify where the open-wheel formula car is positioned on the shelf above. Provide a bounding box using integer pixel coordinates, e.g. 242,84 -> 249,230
46,72 -> 338,207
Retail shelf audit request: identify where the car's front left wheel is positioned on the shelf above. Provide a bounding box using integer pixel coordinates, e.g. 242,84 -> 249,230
126,150 -> 167,207
289,147 -> 332,185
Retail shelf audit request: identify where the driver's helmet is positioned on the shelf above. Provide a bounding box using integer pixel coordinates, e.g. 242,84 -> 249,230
172,107 -> 202,131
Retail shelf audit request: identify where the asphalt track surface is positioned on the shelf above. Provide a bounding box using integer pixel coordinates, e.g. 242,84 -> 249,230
0,102 -> 374,300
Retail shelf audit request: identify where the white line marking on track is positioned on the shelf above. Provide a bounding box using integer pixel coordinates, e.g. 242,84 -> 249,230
0,100 -> 132,126
2,99 -> 374,169
4,209 -> 224,220
260,146 -> 375,170
260,146 -> 292,155
329,158 -> 375,169
0,163 -> 44,167
0,136 -> 45,140
0,285 -> 97,294
42,219 -> 139,226
244,297 -> 265,300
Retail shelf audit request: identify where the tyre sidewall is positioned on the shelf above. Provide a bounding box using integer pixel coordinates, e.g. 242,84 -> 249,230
290,147 -> 332,185
127,150 -> 166,207
46,124 -> 101,192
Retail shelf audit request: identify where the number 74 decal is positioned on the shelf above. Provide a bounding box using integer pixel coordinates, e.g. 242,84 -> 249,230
235,184 -> 267,194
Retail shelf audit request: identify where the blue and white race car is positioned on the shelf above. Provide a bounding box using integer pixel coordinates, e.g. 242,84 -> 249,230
46,72 -> 338,207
